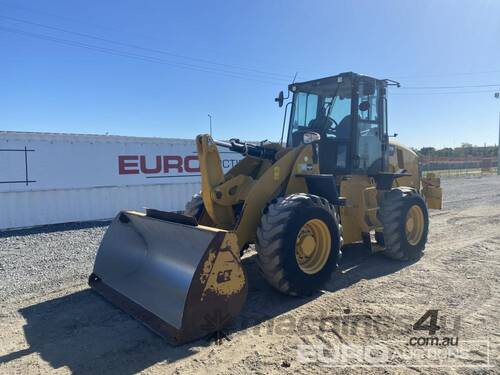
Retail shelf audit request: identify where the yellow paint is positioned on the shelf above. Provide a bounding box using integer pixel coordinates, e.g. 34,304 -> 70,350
294,218 -> 331,275
200,232 -> 246,299
340,175 -> 377,244
235,146 -> 305,247
210,174 -> 255,207
285,145 -> 317,196
200,250 -> 217,285
405,205 -> 425,245
421,173 -> 442,209
193,134 -> 302,253
389,141 -> 443,210
196,134 -> 235,226
273,166 -> 280,181
388,140 -> 420,191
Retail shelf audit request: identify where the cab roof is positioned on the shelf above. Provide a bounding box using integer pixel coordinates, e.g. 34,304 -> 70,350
289,72 -> 386,93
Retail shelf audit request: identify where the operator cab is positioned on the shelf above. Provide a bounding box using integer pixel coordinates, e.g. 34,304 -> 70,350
287,72 -> 390,175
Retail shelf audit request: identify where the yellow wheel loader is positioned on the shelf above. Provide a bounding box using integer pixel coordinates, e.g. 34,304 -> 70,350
89,72 -> 442,345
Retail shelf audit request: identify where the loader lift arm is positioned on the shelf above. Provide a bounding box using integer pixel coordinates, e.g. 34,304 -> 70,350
196,134 -> 316,249
196,134 -> 283,231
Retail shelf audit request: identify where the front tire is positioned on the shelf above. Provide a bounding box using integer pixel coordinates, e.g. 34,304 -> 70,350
378,188 -> 429,261
256,193 -> 342,296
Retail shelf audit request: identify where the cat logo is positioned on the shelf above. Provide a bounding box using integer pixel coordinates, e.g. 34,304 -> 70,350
216,269 -> 233,283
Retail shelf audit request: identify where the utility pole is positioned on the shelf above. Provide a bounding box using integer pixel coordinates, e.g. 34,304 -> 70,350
207,114 -> 213,137
496,93 -> 500,175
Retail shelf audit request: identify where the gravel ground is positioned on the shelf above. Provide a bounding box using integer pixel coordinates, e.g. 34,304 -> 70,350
0,221 -> 108,303
0,175 -> 499,374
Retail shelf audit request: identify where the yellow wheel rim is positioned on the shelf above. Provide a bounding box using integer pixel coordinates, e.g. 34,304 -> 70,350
295,219 -> 331,274
405,205 -> 424,246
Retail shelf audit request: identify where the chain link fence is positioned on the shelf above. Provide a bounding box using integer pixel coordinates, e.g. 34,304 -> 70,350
421,156 -> 498,178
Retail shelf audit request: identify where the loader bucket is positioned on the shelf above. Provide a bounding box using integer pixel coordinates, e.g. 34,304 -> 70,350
89,209 -> 247,345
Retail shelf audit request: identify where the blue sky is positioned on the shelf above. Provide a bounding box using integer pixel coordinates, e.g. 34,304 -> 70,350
1,0 -> 499,148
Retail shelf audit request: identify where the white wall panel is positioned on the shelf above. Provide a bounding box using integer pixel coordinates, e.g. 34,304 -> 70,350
0,131 -> 241,229
0,182 -> 201,229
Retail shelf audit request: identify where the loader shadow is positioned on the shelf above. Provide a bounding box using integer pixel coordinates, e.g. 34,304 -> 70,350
225,244 -> 416,336
3,244 -> 415,374
2,290 -> 196,375
326,243 -> 419,291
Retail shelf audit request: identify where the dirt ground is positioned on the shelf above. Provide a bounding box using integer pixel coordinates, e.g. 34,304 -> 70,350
1,175 -> 499,374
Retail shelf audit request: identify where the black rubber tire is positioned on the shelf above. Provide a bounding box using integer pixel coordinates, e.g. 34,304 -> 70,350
377,188 -> 429,261
184,193 -> 204,220
256,193 -> 343,296
184,193 -> 249,257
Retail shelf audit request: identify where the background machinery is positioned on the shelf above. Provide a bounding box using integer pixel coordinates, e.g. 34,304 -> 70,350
89,72 -> 442,344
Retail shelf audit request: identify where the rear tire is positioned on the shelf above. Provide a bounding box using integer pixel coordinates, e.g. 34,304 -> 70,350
184,193 -> 249,256
256,193 -> 342,296
184,193 -> 204,220
377,188 -> 429,261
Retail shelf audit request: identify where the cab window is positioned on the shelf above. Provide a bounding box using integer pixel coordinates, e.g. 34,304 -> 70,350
355,80 -> 383,172
291,92 -> 318,128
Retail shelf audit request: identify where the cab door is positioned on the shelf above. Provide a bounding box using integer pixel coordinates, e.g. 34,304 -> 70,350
353,79 -> 385,175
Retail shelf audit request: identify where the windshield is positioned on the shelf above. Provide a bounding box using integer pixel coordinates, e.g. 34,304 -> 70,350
287,79 -> 352,146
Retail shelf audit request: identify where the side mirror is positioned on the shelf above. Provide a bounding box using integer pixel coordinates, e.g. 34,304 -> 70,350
359,100 -> 370,112
303,131 -> 321,144
275,91 -> 284,107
